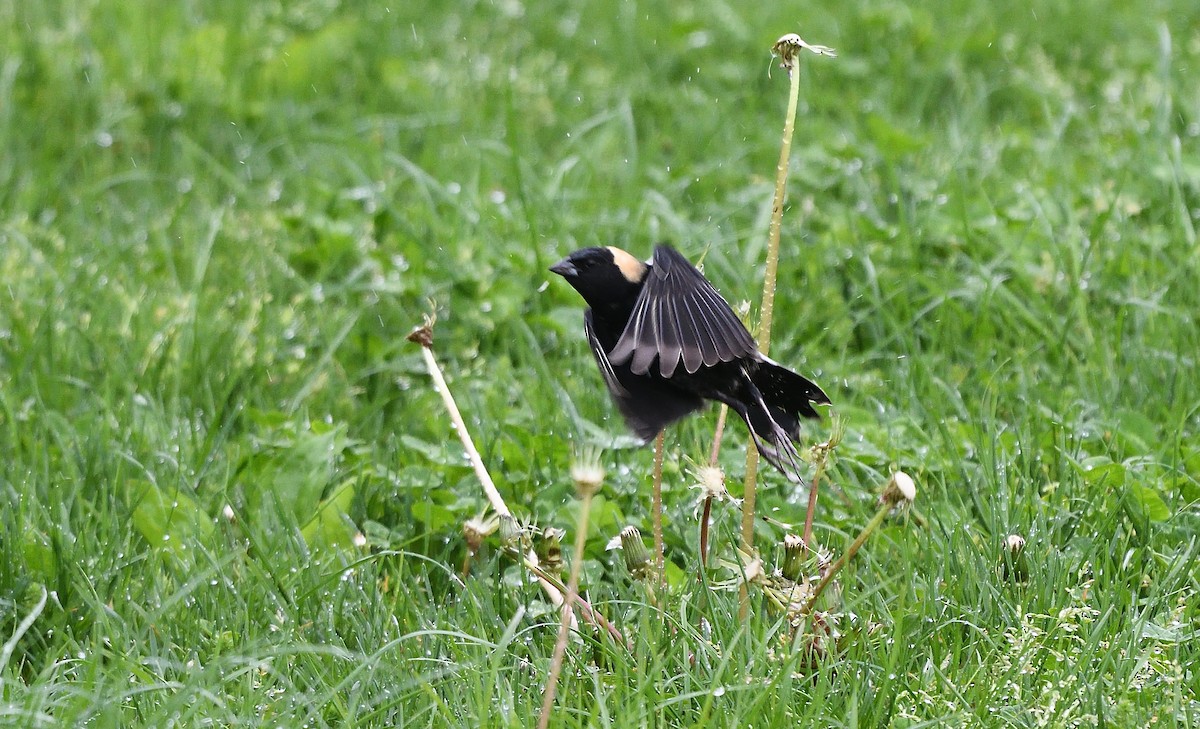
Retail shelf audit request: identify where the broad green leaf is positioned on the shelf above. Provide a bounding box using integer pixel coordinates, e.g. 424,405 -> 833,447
1111,408 -> 1157,455
241,421 -> 349,525
22,526 -> 56,580
1079,459 -> 1126,489
565,494 -> 627,547
1126,484 -> 1170,522
1174,476 -> 1200,505
301,477 -> 359,551
126,480 -> 215,567
412,501 -> 457,531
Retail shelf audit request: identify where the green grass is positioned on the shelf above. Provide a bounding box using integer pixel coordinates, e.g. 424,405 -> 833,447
2,0 -> 1198,726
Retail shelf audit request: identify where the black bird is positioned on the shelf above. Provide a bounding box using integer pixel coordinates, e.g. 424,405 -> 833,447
550,244 -> 830,480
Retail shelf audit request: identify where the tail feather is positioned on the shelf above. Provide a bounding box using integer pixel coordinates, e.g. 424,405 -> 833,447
751,359 -> 830,420
728,384 -> 808,484
751,428 -> 807,484
737,359 -> 831,483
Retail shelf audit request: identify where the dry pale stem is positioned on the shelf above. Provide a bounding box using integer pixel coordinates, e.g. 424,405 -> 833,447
410,318 -> 624,653
410,323 -> 510,518
523,557 -> 625,646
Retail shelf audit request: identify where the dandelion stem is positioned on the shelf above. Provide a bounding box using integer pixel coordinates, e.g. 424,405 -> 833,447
738,448 -> 760,618
708,405 -> 729,465
699,407 -> 728,568
741,37 -> 804,569
523,557 -> 625,646
651,430 -> 666,585
410,318 -> 624,646
411,327 -> 510,518
805,501 -> 890,613
699,495 -> 713,568
758,44 -> 803,358
538,488 -> 597,729
802,449 -> 827,547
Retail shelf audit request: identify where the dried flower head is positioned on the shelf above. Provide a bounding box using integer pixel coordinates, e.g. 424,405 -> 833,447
808,414 -> 846,463
498,514 -> 524,551
728,548 -> 767,586
691,464 -> 730,503
772,33 -> 837,72
781,533 -> 808,582
880,471 -> 917,507
463,513 -> 500,553
570,448 -> 605,496
406,312 -> 437,348
1004,534 -> 1026,554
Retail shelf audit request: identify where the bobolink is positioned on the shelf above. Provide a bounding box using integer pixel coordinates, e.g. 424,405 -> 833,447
550,244 -> 830,480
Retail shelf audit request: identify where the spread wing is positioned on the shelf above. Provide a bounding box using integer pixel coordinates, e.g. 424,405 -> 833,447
608,245 -> 757,378
584,310 -> 629,399
585,309 -> 705,440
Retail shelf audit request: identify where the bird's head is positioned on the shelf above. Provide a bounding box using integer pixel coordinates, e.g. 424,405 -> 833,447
550,246 -> 647,310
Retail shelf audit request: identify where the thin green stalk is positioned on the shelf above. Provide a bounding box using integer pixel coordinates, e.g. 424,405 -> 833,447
537,487 -> 596,729
754,41 -> 801,358
651,430 -> 666,585
805,502 -> 889,614
806,470 -> 913,613
740,37 -> 835,613
803,414 -> 844,546
708,406 -> 729,466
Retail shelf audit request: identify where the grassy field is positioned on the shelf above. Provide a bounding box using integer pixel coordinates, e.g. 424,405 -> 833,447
2,0 -> 1198,726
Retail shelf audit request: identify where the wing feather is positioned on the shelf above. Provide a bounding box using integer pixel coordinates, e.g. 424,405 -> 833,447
585,311 -> 629,399
630,295 -> 658,375
689,286 -> 725,367
677,289 -> 707,374
587,310 -> 706,439
656,291 -> 684,378
695,281 -> 752,365
609,245 -> 757,376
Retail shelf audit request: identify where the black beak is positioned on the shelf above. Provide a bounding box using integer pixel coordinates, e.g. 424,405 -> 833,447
549,259 -> 576,278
